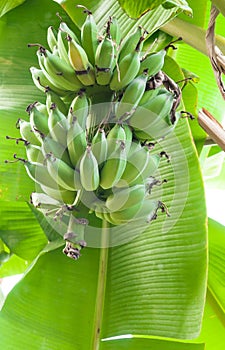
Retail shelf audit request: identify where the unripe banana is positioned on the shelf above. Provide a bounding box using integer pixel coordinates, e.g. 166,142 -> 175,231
28,103 -> 49,136
48,103 -> 68,146
41,47 -> 84,91
110,36 -> 143,91
45,153 -> 78,191
122,123 -> 133,155
106,184 -> 145,212
26,144 -> 44,163
68,91 -> 89,129
139,50 -> 166,76
115,72 -> 148,120
130,91 -> 174,140
109,200 -> 143,225
46,89 -> 68,115
95,19 -> 115,85
117,145 -> 150,187
47,26 -> 58,52
31,192 -> 61,210
67,117 -> 87,167
57,29 -> 71,65
59,21 -> 80,44
40,184 -> 77,205
41,136 -> 71,166
67,36 -> 95,86
91,128 -> 108,166
119,26 -> 143,61
17,119 -> 41,146
106,123 -> 126,156
100,141 -> 126,189
109,17 -> 121,46
81,9 -> 98,66
138,88 -> 159,105
80,146 -> 100,191
30,66 -> 67,96
37,49 -> 76,92
135,154 -> 160,183
23,160 -> 58,188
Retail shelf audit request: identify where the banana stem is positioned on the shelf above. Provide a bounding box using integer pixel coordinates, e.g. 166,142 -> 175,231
92,219 -> 109,350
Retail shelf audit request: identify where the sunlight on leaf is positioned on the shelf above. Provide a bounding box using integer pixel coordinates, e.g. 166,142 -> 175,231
0,0 -> 26,18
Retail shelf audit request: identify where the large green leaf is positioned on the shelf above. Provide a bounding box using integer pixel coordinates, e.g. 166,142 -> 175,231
0,0 -> 27,18
208,218 -> 225,313
0,0 -> 207,348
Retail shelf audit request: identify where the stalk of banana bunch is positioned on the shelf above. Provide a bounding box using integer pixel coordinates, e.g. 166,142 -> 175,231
5,7 -> 190,259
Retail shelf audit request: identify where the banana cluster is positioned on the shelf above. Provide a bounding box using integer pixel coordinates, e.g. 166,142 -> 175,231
6,7 -> 183,259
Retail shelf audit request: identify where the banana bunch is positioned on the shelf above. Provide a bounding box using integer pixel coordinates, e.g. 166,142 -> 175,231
6,7 -> 187,259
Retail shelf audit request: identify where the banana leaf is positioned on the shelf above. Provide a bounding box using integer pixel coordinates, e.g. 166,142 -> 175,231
0,0 -> 207,348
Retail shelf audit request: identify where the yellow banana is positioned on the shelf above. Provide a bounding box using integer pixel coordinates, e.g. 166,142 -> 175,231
115,72 -> 148,120
67,117 -> 87,167
80,146 -> 100,191
67,36 -> 95,86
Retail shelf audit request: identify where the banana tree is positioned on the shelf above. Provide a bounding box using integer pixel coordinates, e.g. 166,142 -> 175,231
0,0 -> 224,349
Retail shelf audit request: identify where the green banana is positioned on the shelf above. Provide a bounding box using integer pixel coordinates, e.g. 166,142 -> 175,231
138,88 -> 159,105
122,123 -> 132,155
47,26 -> 58,52
80,146 -> 100,191
46,89 -> 68,115
139,49 -> 166,76
67,117 -> 87,166
109,16 -> 121,46
41,47 -> 84,91
68,91 -> 89,129
106,184 -> 145,212
108,200 -> 143,225
59,21 -> 80,44
106,123 -> 126,156
110,35 -> 143,91
100,141 -> 127,189
67,36 -> 95,86
116,145 -> 150,187
81,9 -> 98,66
40,184 -> 77,205
91,128 -> 108,166
95,20 -> 115,85
41,136 -> 72,166
118,26 -> 143,61
22,159 -> 59,189
57,29 -> 71,65
45,153 -> 77,191
129,91 -> 174,140
30,66 -> 68,96
37,49 -> 75,92
48,103 -> 68,146
26,144 -> 44,163
31,192 -> 61,210
115,72 -> 148,120
135,154 -> 160,183
28,103 -> 49,136
16,119 -> 41,146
